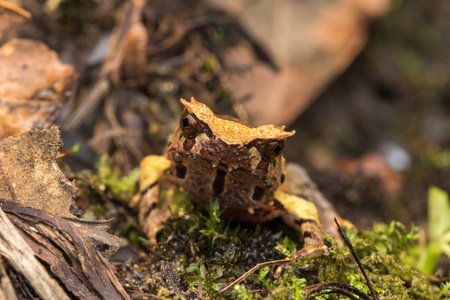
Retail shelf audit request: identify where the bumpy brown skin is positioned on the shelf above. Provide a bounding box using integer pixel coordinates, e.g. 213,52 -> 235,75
136,98 -> 329,259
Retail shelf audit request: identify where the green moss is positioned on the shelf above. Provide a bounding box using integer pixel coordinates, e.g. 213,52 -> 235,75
146,195 -> 444,299
92,154 -> 140,202
233,284 -> 255,299
71,165 -> 447,298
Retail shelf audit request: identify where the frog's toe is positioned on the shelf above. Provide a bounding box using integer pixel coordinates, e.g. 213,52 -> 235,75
274,245 -> 329,278
291,244 -> 330,260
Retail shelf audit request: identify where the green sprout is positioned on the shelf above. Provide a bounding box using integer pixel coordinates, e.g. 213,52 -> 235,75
417,186 -> 450,274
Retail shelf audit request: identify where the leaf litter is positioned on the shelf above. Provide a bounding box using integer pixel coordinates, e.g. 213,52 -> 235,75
0,0 -> 447,299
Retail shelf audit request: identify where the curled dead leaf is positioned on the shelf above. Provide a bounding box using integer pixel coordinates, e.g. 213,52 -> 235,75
0,39 -> 76,139
211,0 -> 389,126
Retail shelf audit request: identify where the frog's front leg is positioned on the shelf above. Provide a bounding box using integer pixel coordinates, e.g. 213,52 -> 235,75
132,155 -> 172,242
275,191 -> 329,259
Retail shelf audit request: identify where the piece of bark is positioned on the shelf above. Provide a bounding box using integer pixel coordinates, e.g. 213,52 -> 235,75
1,199 -> 127,299
0,258 -> 18,300
0,39 -> 76,139
0,126 -> 129,299
0,205 -> 70,300
0,126 -> 76,217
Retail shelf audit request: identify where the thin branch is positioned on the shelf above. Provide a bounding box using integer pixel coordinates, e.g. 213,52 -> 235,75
334,218 -> 379,300
306,282 -> 372,300
219,258 -> 291,294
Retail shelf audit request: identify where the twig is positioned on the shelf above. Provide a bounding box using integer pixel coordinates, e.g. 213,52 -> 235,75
334,218 -> 379,300
63,78 -> 111,130
219,258 -> 291,294
306,282 -> 372,300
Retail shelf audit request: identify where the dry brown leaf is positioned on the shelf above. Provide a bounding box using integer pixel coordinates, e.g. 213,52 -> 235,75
0,126 -> 76,217
0,39 -> 76,139
0,0 -> 31,37
208,0 -> 389,126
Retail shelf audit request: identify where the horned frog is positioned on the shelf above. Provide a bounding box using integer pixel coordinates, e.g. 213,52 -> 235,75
133,97 -> 331,259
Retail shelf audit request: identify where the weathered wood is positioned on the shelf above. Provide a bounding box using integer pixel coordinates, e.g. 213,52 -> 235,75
0,123 -> 129,299
0,206 -> 70,300
1,199 -> 129,299
0,258 -> 18,300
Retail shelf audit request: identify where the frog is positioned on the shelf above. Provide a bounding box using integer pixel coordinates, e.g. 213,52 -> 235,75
133,97 -> 332,259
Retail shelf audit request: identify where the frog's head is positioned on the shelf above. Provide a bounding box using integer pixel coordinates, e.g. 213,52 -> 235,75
167,98 -> 294,187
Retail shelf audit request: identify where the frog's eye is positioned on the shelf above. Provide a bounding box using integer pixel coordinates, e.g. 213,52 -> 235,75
180,112 -> 201,139
261,140 -> 284,161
